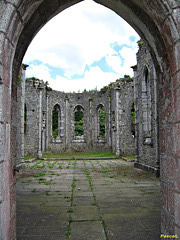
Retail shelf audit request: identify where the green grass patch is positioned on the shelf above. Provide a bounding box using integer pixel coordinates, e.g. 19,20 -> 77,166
32,188 -> 37,192
42,151 -> 118,159
24,156 -> 34,161
123,155 -> 136,161
67,208 -> 73,213
30,160 -> 43,169
33,172 -> 46,177
45,191 -> 51,196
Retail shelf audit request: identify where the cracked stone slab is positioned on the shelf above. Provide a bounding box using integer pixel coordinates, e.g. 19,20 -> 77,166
69,221 -> 106,240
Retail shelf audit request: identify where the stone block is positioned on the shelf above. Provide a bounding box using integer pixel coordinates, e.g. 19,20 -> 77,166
3,86 -> 11,124
159,96 -> 172,125
6,10 -> 23,46
167,185 -> 175,215
159,126 -> 166,154
161,207 -> 175,234
0,2 -> 15,33
2,65 -> 11,87
172,87 -> 180,124
173,124 -> 180,158
0,33 -> 5,60
161,181 -> 168,209
174,193 -> 180,231
2,38 -> 14,71
172,71 -> 180,91
160,154 -> 175,184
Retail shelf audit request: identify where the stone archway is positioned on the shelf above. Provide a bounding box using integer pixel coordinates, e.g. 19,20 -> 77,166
0,0 -> 179,239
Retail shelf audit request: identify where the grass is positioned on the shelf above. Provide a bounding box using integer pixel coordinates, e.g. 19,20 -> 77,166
42,151 -> 118,159
123,155 -> 136,161
33,172 -> 46,177
45,191 -> 51,196
24,156 -> 34,161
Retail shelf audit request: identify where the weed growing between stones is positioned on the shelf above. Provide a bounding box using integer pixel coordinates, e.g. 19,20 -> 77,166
45,191 -> 51,196
65,159 -> 77,238
66,160 -> 71,169
89,160 -> 95,169
30,160 -> 43,169
83,160 -> 109,239
32,188 -> 36,192
33,172 -> 46,177
47,161 -> 57,169
65,225 -> 71,237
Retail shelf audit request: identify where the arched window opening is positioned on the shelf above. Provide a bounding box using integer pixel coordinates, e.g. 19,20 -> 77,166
52,104 -> 61,139
142,68 -> 152,143
98,106 -> 105,138
74,106 -> 84,137
131,102 -> 135,138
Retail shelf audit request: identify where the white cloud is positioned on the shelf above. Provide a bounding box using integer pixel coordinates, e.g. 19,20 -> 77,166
105,55 -> 123,73
53,66 -> 121,92
26,64 -> 121,92
23,0 -> 139,91
26,64 -> 51,82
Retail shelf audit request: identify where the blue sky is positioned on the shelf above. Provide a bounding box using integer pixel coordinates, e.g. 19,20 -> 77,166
23,0 -> 140,92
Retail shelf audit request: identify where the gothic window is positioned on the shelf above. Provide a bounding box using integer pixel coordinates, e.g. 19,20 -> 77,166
142,67 -> 152,139
98,105 -> 105,138
74,105 -> 84,138
131,102 -> 135,137
52,104 -> 62,141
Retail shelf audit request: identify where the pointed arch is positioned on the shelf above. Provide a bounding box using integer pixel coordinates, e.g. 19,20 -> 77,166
51,103 -> 63,142
73,105 -> 84,141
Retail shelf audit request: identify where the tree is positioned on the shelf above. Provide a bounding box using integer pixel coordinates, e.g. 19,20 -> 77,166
75,106 -> 84,136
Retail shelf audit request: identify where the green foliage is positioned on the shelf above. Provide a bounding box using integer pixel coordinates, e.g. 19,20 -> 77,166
52,106 -> 58,138
75,106 -> 84,136
18,70 -> 21,86
100,75 -> 133,92
137,39 -> 144,47
83,88 -> 98,93
99,107 -> 105,137
131,103 -> 135,124
45,81 -> 52,91
42,151 -> 118,159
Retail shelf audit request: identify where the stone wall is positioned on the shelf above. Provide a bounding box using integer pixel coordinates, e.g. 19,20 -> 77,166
23,78 -> 135,157
0,1 -> 179,238
133,42 -> 159,176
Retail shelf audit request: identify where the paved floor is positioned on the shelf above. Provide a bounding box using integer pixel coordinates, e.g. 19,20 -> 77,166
16,159 -> 160,240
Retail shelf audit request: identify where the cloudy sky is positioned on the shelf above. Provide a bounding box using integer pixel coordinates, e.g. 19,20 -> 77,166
23,0 -> 140,92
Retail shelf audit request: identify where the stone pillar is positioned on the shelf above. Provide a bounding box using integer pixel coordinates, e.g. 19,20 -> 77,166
108,95 -> 111,149
89,99 -> 93,148
42,111 -> 46,153
65,96 -> 69,151
46,95 -> 49,151
154,71 -> 160,177
115,86 -> 121,156
133,67 -> 139,166
37,89 -> 42,159
18,66 -> 26,167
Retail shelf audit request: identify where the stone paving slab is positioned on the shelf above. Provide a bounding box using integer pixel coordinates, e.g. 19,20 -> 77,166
69,221 -> 106,240
16,159 -> 160,239
71,205 -> 100,221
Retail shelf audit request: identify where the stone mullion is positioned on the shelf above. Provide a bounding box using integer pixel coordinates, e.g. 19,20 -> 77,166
46,95 -> 49,151
37,89 -> 42,159
115,87 -> 121,156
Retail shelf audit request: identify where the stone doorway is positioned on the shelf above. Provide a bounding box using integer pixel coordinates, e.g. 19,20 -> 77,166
0,0 -> 179,239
